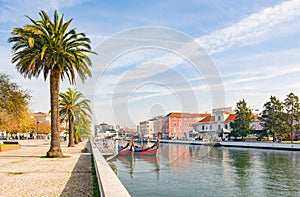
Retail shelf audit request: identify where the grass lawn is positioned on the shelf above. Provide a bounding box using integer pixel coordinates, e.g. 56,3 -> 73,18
281,140 -> 300,144
0,144 -> 20,152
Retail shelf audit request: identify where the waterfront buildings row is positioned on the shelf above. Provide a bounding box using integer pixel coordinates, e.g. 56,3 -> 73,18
93,107 -> 264,140
138,107 -> 262,140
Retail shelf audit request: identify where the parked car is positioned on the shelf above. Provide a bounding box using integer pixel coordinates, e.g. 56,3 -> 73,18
0,136 -> 7,140
283,134 -> 299,141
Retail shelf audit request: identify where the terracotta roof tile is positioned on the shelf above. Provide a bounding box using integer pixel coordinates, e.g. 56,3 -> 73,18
199,116 -> 215,123
252,114 -> 259,119
225,114 -> 237,122
166,112 -> 210,118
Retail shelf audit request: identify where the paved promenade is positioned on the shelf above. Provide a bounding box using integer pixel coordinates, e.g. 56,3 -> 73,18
0,139 -> 93,197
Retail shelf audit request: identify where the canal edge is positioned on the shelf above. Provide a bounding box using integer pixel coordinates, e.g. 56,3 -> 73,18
90,139 -> 131,197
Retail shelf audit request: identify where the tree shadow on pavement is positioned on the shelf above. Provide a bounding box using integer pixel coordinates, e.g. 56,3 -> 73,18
60,141 -> 93,197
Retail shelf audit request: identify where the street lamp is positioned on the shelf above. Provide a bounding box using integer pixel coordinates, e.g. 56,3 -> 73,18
36,121 -> 40,139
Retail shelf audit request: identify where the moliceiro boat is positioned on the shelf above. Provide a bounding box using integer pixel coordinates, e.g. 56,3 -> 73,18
118,138 -> 160,156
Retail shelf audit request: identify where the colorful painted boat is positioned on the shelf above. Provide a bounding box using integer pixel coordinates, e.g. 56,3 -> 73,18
118,138 -> 159,156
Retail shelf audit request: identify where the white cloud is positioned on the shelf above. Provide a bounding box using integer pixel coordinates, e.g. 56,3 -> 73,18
3,0 -> 300,126
47,0 -> 87,10
0,46 -> 12,65
91,0 -> 300,81
197,0 -> 300,54
225,64 -> 300,86
0,29 -> 10,33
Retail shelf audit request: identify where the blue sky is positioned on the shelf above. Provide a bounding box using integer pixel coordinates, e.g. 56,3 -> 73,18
1,0 -> 300,127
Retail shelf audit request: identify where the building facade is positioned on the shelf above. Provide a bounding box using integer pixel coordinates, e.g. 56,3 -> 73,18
32,112 -> 51,123
194,107 -> 263,140
94,122 -> 115,138
153,115 -> 164,134
195,108 -> 239,132
162,113 -> 210,139
139,119 -> 155,138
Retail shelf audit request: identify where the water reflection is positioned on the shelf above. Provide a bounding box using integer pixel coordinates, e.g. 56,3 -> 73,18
111,144 -> 300,197
163,144 -> 191,169
113,154 -> 160,177
261,151 -> 300,196
230,148 -> 252,192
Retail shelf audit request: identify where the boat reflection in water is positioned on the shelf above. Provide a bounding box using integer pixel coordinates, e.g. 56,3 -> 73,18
117,154 -> 160,177
111,142 -> 213,177
108,139 -> 161,177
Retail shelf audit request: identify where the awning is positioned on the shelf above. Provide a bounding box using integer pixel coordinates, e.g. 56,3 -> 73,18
222,128 -> 231,133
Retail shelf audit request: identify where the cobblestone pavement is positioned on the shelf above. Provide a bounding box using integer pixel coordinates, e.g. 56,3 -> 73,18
0,139 -> 93,197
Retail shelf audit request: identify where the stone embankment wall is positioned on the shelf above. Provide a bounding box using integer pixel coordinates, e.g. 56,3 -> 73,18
220,141 -> 300,150
91,140 -> 131,197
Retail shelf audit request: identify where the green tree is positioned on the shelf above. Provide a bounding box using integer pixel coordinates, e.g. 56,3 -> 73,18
74,115 -> 92,143
0,73 -> 31,133
262,96 -> 288,142
284,93 -> 300,143
59,88 -> 92,147
230,99 -> 253,140
9,10 -> 95,157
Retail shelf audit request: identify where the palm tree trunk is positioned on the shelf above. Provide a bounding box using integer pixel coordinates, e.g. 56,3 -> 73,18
291,118 -> 294,143
68,117 -> 75,147
47,68 -> 64,157
271,126 -> 275,142
74,134 -> 79,144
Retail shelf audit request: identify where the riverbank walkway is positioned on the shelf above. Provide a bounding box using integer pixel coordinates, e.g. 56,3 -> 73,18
0,139 -> 93,197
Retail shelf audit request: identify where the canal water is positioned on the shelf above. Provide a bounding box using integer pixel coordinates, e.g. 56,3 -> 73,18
109,143 -> 300,197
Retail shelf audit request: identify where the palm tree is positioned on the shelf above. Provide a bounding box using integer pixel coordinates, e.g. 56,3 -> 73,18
59,88 -> 92,147
74,115 -> 92,143
8,10 -> 95,157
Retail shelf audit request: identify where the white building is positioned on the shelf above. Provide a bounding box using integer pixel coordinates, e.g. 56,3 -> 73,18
153,115 -> 164,134
139,119 -> 155,138
195,108 -> 235,133
194,107 -> 262,141
32,112 -> 51,123
94,122 -> 116,138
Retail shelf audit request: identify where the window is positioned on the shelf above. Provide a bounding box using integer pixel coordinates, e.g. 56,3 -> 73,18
209,125 -> 212,130
225,124 -> 228,129
202,125 -> 205,130
174,123 -> 176,126
218,116 -> 221,121
173,117 -> 176,121
218,125 -> 221,131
